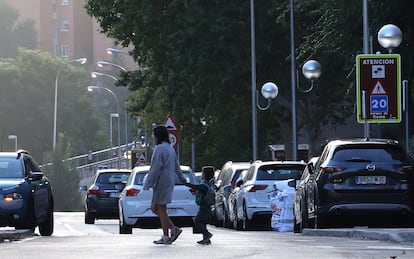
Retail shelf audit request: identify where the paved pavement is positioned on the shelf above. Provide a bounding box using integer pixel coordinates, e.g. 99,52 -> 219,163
2,227 -> 414,244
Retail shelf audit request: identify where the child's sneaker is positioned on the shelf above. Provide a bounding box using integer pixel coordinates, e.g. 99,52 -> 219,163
170,226 -> 182,243
153,235 -> 171,245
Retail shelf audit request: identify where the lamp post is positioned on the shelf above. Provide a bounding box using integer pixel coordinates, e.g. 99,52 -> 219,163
91,71 -> 118,81
97,61 -> 128,72
290,0 -> 322,160
377,24 -> 404,149
8,135 -> 17,151
106,48 -> 130,55
87,86 -> 121,169
96,61 -> 130,147
53,57 -> 87,149
110,113 -> 119,160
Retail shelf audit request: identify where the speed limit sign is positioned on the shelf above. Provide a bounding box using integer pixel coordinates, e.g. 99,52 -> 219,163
169,132 -> 178,147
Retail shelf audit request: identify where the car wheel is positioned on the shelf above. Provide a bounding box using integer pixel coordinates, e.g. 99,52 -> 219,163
85,210 -> 95,224
39,206 -> 54,236
233,204 -> 243,231
119,219 -> 132,234
242,204 -> 252,231
223,207 -> 230,228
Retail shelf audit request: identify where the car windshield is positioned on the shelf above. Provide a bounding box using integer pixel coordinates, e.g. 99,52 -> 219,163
96,172 -> 130,184
256,165 -> 305,181
0,158 -> 23,178
332,145 -> 409,163
136,171 -> 194,185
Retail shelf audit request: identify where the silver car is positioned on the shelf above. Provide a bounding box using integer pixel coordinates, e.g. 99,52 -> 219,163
118,165 -> 198,234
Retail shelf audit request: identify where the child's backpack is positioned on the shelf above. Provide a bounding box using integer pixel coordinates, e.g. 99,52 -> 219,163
197,181 -> 215,206
202,181 -> 216,206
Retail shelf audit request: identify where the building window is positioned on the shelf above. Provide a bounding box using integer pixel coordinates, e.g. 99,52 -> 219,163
61,45 -> 71,57
61,0 -> 69,5
61,20 -> 69,31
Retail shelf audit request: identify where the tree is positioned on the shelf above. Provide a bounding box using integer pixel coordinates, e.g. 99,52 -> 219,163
85,0 -> 414,167
0,49 -> 107,162
43,133 -> 82,211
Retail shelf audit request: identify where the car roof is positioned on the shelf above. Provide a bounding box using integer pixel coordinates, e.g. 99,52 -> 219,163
96,168 -> 132,174
326,138 -> 400,147
252,160 -> 306,167
132,165 -> 192,174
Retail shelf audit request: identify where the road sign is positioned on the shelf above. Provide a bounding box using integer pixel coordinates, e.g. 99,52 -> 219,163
356,54 -> 401,123
169,132 -> 178,148
163,114 -> 179,132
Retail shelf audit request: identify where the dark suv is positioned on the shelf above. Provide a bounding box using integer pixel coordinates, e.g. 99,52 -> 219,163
294,139 -> 414,231
0,150 -> 54,236
81,168 -> 131,224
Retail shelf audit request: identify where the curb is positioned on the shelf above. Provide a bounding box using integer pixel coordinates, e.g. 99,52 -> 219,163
302,228 -> 414,244
0,229 -> 34,243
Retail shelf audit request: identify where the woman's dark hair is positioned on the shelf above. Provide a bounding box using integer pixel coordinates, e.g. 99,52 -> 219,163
153,125 -> 170,145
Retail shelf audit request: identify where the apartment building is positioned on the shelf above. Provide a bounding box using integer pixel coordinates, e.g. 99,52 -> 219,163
4,0 -> 136,69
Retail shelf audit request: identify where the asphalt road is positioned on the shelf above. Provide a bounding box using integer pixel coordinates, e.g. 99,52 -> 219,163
2,226 -> 414,244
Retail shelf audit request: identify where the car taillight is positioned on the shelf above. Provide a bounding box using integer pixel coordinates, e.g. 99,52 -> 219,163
247,184 -> 268,192
399,166 -> 414,174
88,186 -> 100,195
189,188 -> 197,195
322,166 -> 345,173
126,188 -> 140,196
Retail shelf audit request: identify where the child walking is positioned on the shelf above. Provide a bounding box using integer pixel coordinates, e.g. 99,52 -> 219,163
185,166 -> 215,245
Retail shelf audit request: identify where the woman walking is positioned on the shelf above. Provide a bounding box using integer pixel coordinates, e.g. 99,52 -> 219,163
143,125 -> 185,244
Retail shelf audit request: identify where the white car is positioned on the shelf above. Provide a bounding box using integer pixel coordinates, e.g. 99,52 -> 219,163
118,165 -> 198,234
231,160 -> 306,230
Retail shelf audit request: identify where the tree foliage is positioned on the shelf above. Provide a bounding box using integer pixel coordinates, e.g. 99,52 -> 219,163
86,0 -> 414,169
0,49 -> 107,162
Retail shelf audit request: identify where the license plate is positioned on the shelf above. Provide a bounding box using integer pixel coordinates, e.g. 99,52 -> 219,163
355,175 -> 386,185
109,192 -> 120,198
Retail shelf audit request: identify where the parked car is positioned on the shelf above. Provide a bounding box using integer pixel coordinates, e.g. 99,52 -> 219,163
194,171 -> 202,183
118,165 -> 198,234
213,161 -> 251,228
232,160 -> 306,230
81,168 -> 131,224
228,169 -> 248,229
0,150 -> 54,236
293,157 -> 319,233
293,138 -> 414,232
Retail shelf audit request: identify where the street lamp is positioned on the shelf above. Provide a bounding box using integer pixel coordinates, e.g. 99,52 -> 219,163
8,135 -> 17,151
53,57 -> 87,149
377,24 -> 402,54
290,0 -> 322,161
87,86 -> 121,169
97,61 -> 128,72
106,48 -> 130,55
91,71 -> 118,81
110,113 -> 119,159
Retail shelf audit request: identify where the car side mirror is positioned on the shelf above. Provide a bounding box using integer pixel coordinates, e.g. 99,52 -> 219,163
223,185 -> 231,193
28,172 -> 43,181
287,179 -> 296,189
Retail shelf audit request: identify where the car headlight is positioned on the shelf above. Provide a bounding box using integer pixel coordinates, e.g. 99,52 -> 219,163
3,192 -> 23,201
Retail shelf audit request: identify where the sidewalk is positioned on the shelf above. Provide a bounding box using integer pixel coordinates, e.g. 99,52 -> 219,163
302,227 -> 414,244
